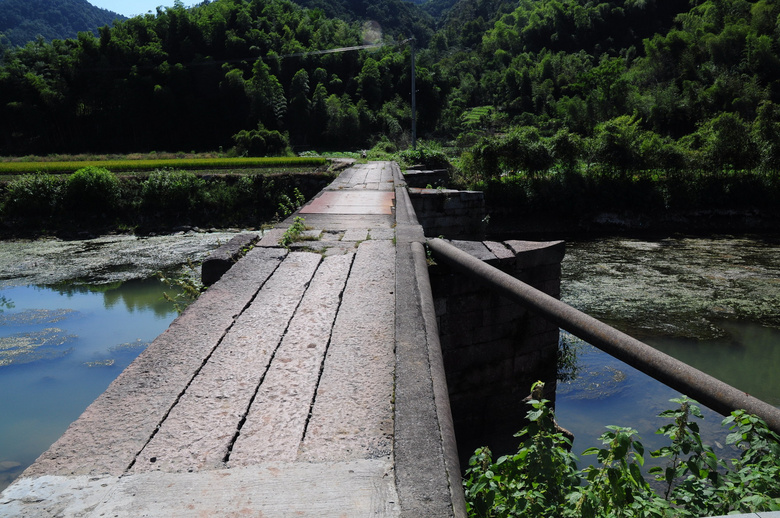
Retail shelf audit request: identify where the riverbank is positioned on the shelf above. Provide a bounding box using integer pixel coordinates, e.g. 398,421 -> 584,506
0,169 -> 337,240
460,168 -> 780,238
487,207 -> 780,239
0,231 -> 243,288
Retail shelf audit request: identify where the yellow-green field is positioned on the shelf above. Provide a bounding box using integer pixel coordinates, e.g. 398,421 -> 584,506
0,156 -> 327,175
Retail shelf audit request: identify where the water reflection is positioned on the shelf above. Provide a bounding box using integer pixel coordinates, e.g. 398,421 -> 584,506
0,278 -> 179,491
647,321 -> 780,406
45,277 -> 182,317
0,296 -> 13,311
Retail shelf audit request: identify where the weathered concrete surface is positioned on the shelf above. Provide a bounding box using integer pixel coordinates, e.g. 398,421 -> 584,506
1,460 -> 399,517
394,181 -> 467,518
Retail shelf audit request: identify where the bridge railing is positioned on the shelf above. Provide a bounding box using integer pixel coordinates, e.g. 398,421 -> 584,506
426,237 -> 780,435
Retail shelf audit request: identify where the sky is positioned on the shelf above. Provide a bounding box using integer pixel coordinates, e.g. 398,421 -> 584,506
87,1 -> 197,18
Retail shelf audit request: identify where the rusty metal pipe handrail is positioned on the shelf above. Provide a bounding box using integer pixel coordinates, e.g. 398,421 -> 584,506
427,237 -> 780,434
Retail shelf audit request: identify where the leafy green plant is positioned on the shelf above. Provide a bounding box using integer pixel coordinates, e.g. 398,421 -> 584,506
2,172 -> 63,220
141,169 -> 202,214
464,381 -> 580,517
576,426 -> 661,517
64,167 -> 121,214
278,216 -> 307,247
651,402 -> 780,516
396,141 -> 452,170
232,123 -> 290,157
277,188 -> 305,219
464,386 -> 780,518
157,260 -> 205,314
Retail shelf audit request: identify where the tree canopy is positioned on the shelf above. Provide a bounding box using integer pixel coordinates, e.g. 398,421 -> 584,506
0,0 -> 779,175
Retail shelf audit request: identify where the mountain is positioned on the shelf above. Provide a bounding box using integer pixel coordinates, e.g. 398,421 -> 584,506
0,0 -> 124,48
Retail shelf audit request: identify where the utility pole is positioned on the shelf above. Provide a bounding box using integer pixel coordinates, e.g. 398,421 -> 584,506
410,39 -> 417,150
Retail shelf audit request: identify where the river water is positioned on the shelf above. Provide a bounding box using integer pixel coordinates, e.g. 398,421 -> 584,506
555,234 -> 780,462
0,231 -> 240,491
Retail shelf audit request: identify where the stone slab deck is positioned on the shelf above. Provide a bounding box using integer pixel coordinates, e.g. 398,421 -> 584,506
1,161 -> 465,517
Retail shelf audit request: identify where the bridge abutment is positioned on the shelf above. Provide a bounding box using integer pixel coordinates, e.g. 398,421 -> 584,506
429,239 -> 565,467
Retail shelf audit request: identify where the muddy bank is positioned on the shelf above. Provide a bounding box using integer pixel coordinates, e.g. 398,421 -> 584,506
0,231 -> 243,288
560,234 -> 780,340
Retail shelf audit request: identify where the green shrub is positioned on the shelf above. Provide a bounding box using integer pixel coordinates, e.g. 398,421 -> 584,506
464,382 -> 580,517
141,169 -> 202,215
465,385 -> 780,518
201,180 -> 239,222
2,173 -> 63,221
276,187 -> 305,219
396,141 -> 452,170
232,124 -> 290,156
64,167 -> 120,214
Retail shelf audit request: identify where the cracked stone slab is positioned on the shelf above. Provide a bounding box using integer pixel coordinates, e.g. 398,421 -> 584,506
368,228 -> 395,241
2,460 -> 400,517
342,229 -> 369,241
229,253 -> 354,464
301,229 -> 323,240
299,240 -> 396,462
325,163 -> 395,191
258,228 -> 287,247
132,252 -> 322,474
19,247 -> 288,478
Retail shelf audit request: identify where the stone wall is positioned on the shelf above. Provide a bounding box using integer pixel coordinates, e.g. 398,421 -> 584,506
428,239 -> 564,467
408,188 -> 486,239
403,169 -> 449,189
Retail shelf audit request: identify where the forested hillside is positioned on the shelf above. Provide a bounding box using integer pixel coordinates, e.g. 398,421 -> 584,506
0,0 -> 124,48
1,0 -> 779,180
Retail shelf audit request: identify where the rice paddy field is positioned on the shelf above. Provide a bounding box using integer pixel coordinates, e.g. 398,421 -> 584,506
0,155 -> 328,178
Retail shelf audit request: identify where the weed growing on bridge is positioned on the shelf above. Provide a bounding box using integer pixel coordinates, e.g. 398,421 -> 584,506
157,260 -> 204,314
279,216 -> 307,247
464,383 -> 780,517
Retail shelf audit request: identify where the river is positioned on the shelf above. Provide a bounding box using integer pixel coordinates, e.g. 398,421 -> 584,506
554,234 -> 780,462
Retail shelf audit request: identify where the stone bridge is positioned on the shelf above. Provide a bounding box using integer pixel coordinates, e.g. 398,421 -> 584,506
0,162 -> 565,517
